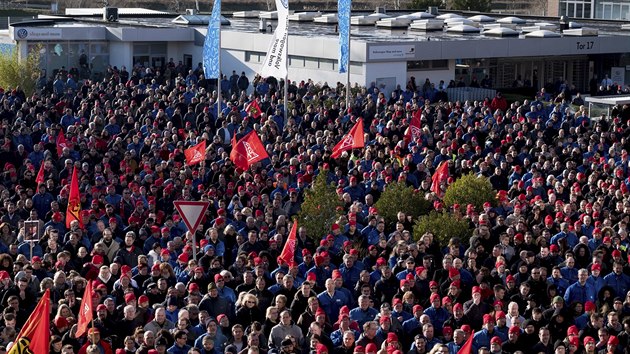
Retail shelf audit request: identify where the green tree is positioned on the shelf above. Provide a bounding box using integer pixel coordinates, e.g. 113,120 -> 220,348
443,173 -> 495,211
413,210 -> 472,245
374,181 -> 430,226
0,44 -> 41,96
449,0 -> 491,11
297,172 -> 343,242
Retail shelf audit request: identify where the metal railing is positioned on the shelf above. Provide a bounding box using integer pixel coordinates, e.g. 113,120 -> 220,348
445,87 -> 497,103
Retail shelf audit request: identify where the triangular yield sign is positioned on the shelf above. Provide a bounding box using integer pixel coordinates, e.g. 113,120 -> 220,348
173,201 -> 210,234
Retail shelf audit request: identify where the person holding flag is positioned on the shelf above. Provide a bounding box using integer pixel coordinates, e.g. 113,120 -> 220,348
66,165 -> 83,229
56,128 -> 68,157
431,161 -> 449,198
75,280 -> 94,339
279,220 -> 298,265
331,118 -> 364,159
245,99 -> 263,119
404,113 -> 422,144
230,130 -> 269,171
7,289 -> 50,354
184,140 -> 207,166
77,328 -> 113,354
35,160 -> 46,185
457,330 -> 473,354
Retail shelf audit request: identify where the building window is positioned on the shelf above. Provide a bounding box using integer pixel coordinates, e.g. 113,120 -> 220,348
597,2 -> 630,19
245,51 -> 265,63
27,40 -> 109,81
289,56 -> 304,68
320,58 -> 334,70
305,58 -> 319,69
133,42 -> 166,69
407,60 -> 448,70
560,0 -> 591,18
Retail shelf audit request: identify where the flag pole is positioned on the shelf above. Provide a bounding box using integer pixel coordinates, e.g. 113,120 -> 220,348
345,13 -> 351,115
284,39 -> 288,122
217,41 -> 222,124
191,230 -> 197,262
90,311 -> 96,346
284,12 -> 289,121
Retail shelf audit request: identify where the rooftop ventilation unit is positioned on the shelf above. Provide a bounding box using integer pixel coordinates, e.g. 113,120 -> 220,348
468,15 -> 495,23
446,24 -> 480,33
409,19 -> 444,31
103,7 -> 118,22
560,15 -> 569,31
482,27 -> 519,37
563,27 -> 598,36
524,29 -> 561,38
497,16 -> 526,24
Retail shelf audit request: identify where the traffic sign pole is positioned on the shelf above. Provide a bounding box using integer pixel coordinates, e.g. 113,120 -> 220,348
173,201 -> 210,262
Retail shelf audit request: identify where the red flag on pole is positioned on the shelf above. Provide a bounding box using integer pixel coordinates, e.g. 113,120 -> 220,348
404,114 -> 422,144
184,140 -> 206,166
245,100 -> 262,119
8,289 -> 50,354
66,166 -> 83,229
230,131 -> 269,171
75,280 -> 93,338
457,333 -> 474,354
431,161 -> 449,196
56,129 -> 68,157
280,220 -> 298,264
412,107 -> 422,121
35,162 -> 45,185
331,118 -> 364,159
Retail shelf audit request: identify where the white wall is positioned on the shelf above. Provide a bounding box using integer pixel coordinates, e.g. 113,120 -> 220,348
17,41 -> 28,61
222,49 -> 253,78
221,49 -> 366,93
108,42 -> 132,71
408,60 -> 456,88
167,42 -> 180,65
364,61 -> 407,96
288,66 -> 362,88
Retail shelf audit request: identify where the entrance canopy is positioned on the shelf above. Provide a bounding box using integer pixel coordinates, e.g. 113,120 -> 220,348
585,95 -> 630,118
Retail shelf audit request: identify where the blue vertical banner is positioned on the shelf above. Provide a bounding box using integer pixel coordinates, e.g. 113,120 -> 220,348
203,0 -> 221,79
337,0 -> 351,73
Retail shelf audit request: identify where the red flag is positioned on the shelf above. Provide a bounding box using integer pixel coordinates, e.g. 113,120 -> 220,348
66,166 -> 83,229
75,280 -> 93,338
431,161 -> 449,196
245,100 -> 262,119
280,220 -> 297,264
457,333 -> 473,354
331,118 -> 364,159
8,289 -> 50,354
404,114 -> 422,144
56,129 -> 68,157
35,162 -> 45,185
184,140 -> 206,166
412,107 -> 422,121
230,131 -> 269,171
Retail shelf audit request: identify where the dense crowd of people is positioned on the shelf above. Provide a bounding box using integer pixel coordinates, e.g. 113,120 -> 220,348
1,63 -> 630,354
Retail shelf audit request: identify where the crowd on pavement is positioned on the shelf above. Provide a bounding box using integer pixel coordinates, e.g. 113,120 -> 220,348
1,63 -> 630,354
